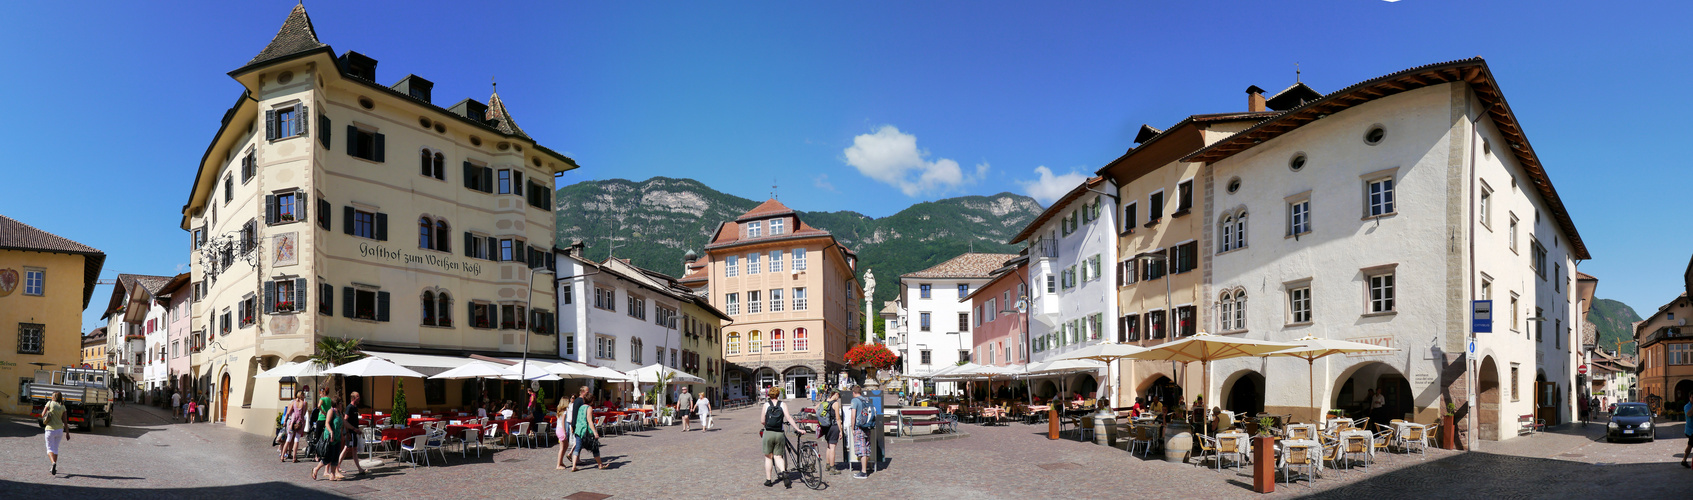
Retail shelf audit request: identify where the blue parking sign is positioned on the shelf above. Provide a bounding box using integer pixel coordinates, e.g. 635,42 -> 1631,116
1472,300 -> 1492,333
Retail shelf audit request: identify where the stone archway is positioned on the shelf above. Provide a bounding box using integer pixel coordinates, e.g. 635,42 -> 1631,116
1221,370 -> 1265,416
1478,356 -> 1501,441
1333,361 -> 1413,424
1674,379 -> 1693,410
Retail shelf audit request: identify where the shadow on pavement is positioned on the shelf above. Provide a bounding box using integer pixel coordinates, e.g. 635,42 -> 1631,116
0,479 -> 345,499
1297,451 -> 1693,498
56,474 -> 144,480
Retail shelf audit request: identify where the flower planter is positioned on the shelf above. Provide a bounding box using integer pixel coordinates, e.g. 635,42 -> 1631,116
1440,415 -> 1455,450
1252,435 -> 1276,493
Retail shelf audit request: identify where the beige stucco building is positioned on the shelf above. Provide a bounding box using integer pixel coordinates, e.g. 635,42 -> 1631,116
0,215 -> 105,415
681,199 -> 862,401
180,5 -> 577,435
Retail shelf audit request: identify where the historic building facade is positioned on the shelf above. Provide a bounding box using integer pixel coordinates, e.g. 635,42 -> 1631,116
1635,292 -> 1693,413
99,274 -> 170,401
1191,59 -> 1587,444
1011,177 -> 1118,403
179,5 -> 576,435
0,215 -> 105,415
681,199 -> 862,401
966,255 -> 1029,373
893,252 -> 1018,395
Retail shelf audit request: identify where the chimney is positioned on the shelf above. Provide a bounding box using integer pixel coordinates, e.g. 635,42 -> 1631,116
1246,85 -> 1267,113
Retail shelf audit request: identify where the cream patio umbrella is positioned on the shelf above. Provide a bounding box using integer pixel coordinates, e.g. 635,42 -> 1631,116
1123,333 -> 1298,434
1051,343 -> 1147,406
1258,335 -> 1399,421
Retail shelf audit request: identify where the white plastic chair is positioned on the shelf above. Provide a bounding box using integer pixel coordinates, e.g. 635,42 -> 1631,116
461,427 -> 483,457
513,422 -> 534,448
536,422 -> 551,447
357,426 -> 382,458
399,434 -> 431,467
482,423 -> 502,452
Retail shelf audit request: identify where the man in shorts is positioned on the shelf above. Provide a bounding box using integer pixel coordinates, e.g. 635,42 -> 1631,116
676,386 -> 695,432
759,386 -> 805,488
848,385 -> 874,479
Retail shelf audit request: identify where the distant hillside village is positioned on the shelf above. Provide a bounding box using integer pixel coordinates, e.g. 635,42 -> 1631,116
15,4 -> 1693,453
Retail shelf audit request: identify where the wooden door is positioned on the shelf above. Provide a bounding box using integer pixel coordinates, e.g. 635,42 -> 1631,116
219,373 -> 230,422
1536,381 -> 1558,426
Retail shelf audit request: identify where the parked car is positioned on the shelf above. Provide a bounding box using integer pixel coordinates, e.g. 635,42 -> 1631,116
1605,402 -> 1654,443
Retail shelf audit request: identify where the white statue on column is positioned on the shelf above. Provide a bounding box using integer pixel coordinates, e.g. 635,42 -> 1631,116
863,269 -> 876,344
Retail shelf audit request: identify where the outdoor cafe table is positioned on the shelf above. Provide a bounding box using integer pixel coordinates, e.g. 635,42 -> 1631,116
1325,418 -> 1354,431
1277,438 -> 1324,476
1339,429 -> 1375,459
408,417 -> 443,426
1216,431 -> 1252,460
1391,422 -> 1427,449
380,425 -> 426,443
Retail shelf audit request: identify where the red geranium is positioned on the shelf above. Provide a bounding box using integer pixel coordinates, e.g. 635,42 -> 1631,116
845,343 -> 898,370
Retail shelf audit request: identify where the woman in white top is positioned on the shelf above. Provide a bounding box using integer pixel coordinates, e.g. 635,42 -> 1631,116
695,393 -> 713,430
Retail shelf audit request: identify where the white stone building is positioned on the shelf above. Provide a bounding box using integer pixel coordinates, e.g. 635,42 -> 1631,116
1189,58 -> 1587,444
1011,176 -> 1119,404
892,253 -> 1018,395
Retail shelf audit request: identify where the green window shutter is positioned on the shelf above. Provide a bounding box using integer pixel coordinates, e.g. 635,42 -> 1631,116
343,206 -> 354,235
263,281 -> 276,314
346,125 -> 358,156
377,291 -> 390,322
265,195 -> 277,225
321,283 -> 333,316
373,133 -> 385,162
464,232 -> 475,257
374,212 -> 388,241
298,104 -> 309,136
318,113 -> 331,149
295,278 -> 308,311
463,162 -> 476,189
342,287 -> 355,318
265,109 -> 277,141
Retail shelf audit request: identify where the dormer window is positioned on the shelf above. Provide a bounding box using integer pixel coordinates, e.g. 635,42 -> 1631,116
747,222 -> 763,238
770,218 -> 785,235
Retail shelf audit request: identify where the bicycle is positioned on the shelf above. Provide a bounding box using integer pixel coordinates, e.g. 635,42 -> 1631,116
781,425 -> 827,490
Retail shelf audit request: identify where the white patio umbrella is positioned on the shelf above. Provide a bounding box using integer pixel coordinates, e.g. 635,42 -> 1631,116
1124,333 -> 1297,434
325,357 -> 428,378
628,364 -> 705,384
1259,335 -> 1399,420
427,361 -> 519,380
1051,343 -> 1147,408
500,360 -> 562,381
543,362 -> 598,378
583,366 -> 634,381
253,360 -> 331,378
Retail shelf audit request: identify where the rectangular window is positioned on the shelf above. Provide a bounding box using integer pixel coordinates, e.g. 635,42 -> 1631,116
1535,307 -> 1544,342
920,312 -> 931,331
1289,200 -> 1311,236
769,250 -> 784,273
1532,241 -> 1547,279
792,249 -> 807,271
768,289 -> 784,312
1510,293 -> 1520,332
24,269 -> 45,296
747,290 -> 762,314
497,170 -> 513,194
725,255 -> 739,277
958,284 -> 969,297
725,293 -> 739,315
1479,183 -> 1493,228
747,221 -> 762,238
499,239 -> 515,262
224,175 -> 232,205
1174,307 -> 1195,337
239,296 -> 256,327
1366,272 -> 1395,313
1149,310 -> 1166,339
1509,215 -> 1519,252
269,104 -> 306,140
920,350 -> 932,365
626,295 -> 646,320
347,126 -> 385,162
1289,286 -> 1312,324
269,191 -> 300,224
747,253 -> 761,274
318,282 -> 331,315
1046,275 -> 1056,293
792,287 -> 807,310
1510,364 -> 1520,402
353,209 -> 375,239
317,198 -> 330,229
959,312 -> 970,332
1124,314 -> 1141,342
1148,191 -> 1165,222
1366,178 -> 1395,217
1176,180 -> 1194,214
17,323 -> 43,355
920,284 -> 932,299
770,218 -> 785,235
241,151 -> 256,183
1122,203 -> 1137,234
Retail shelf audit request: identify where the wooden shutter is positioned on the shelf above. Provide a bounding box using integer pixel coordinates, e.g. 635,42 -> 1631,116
342,287 -> 355,318
265,109 -> 277,140
297,104 -> 309,136
321,283 -> 333,316
373,133 -> 385,162
298,192 -> 308,222
265,195 -> 277,225
485,237 -> 497,261
295,278 -> 308,310
346,125 -> 358,156
463,162 -> 476,189
377,291 -> 391,322
469,301 -> 477,328
464,232 -> 475,257
318,113 -> 331,148
482,168 -> 493,193
513,172 -> 524,196
374,212 -> 388,241
318,198 -> 331,230
263,281 -> 276,314
343,206 -> 355,235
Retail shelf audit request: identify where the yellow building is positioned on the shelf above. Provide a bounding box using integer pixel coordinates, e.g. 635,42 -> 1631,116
179,5 -> 577,435
0,215 -> 106,415
82,327 -> 107,371
681,199 -> 863,401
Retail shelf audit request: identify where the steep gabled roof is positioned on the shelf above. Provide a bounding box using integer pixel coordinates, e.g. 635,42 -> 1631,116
1265,82 -> 1323,111
1183,57 -> 1589,260
242,4 -> 326,71
485,91 -> 530,140
901,253 -> 1020,279
0,215 -> 106,308
737,199 -> 797,222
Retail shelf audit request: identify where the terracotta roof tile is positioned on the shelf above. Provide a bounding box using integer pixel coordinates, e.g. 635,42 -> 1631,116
737,199 -> 796,221
0,215 -> 100,254
485,91 -> 530,140
901,253 -> 1020,279
243,4 -> 326,69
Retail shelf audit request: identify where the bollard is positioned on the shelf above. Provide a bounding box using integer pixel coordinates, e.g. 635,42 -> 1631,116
1048,407 -> 1060,440
1252,435 -> 1275,493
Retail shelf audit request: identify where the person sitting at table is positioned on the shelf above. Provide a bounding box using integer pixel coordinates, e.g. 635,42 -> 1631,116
499,401 -> 515,419
612,398 -> 624,410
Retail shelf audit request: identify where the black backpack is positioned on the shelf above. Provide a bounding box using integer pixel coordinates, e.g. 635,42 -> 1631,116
764,402 -> 784,431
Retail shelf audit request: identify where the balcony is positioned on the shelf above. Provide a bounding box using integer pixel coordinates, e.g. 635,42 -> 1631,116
1641,326 -> 1686,348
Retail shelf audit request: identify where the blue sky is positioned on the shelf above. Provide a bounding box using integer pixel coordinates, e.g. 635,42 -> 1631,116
1,1 -> 1688,330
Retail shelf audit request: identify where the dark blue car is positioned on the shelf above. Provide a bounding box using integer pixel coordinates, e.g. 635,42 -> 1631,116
1606,403 -> 1655,443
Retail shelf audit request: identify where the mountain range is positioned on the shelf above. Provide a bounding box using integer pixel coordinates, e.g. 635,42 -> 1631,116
1589,298 -> 1642,357
552,177 -> 1046,312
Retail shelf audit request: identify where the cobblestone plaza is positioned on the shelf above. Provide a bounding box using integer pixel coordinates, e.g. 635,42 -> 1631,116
3,403 -> 1689,499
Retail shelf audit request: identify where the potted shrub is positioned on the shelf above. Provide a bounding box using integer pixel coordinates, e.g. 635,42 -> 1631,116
1440,401 -> 1457,450
1253,416 -> 1276,493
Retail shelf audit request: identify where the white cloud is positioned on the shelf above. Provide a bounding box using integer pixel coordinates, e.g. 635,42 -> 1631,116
174,262 -> 189,273
1016,166 -> 1088,206
813,173 -> 837,192
842,126 -> 986,197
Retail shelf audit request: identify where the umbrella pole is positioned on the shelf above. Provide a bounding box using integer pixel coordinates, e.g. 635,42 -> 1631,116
1308,358 -> 1315,423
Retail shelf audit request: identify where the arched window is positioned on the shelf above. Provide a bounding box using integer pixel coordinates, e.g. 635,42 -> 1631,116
432,152 -> 445,180
1218,291 -> 1233,331
793,328 -> 809,351
419,217 -> 434,250
727,332 -> 741,355
1232,290 -> 1246,331
631,338 -> 644,364
749,330 -> 762,353
422,291 -> 437,326
435,220 -> 450,252
769,329 -> 784,352
437,292 -> 452,327
420,149 -> 433,178
1235,211 -> 1248,249
1220,215 -> 1235,252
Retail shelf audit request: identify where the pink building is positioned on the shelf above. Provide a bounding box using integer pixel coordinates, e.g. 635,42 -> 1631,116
966,255 -> 1029,368
158,273 -> 195,397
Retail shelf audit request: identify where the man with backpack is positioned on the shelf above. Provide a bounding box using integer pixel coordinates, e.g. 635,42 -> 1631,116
815,388 -> 842,475
848,385 -> 876,479
759,386 -> 806,488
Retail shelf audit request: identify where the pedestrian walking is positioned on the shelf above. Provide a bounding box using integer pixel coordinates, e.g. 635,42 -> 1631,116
311,395 -> 345,481
171,390 -> 183,421
186,399 -> 198,423
760,386 -> 805,488
42,391 -> 70,475
848,385 -> 875,479
677,386 -> 695,431
336,392 -> 367,475
695,392 -> 713,431
816,388 -> 842,475
282,391 -> 307,462
558,386 -> 588,469
570,390 -> 606,471
1681,399 -> 1691,470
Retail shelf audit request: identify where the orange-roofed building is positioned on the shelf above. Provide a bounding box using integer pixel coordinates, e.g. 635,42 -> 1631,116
681,199 -> 863,402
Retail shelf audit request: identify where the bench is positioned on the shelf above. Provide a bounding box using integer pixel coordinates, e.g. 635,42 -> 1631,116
1518,414 -> 1544,436
898,408 -> 945,436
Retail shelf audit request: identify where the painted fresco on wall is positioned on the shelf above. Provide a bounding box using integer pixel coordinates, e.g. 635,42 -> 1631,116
273,232 -> 299,266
